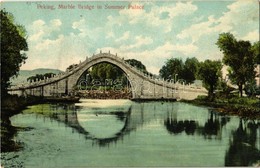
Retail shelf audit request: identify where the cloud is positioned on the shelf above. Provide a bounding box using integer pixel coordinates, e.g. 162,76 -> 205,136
34,35 -> 64,51
23,33 -> 89,71
192,16 -> 204,23
28,19 -> 62,42
241,29 -> 259,42
144,2 -> 197,32
106,31 -> 115,39
20,0 -> 258,76
177,0 -> 259,43
115,31 -> 130,42
121,35 -> 153,50
22,18 -> 90,71
31,19 -> 45,28
50,19 -> 62,27
151,42 -> 198,57
177,15 -> 218,43
107,1 -> 197,33
219,0 -> 258,26
167,2 -> 198,19
28,20 -> 45,41
29,30 -> 44,42
72,18 -> 88,37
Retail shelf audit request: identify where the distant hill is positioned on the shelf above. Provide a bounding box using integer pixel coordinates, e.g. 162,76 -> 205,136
10,68 -> 63,85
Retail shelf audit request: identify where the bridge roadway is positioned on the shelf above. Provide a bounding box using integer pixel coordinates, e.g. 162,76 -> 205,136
8,52 -> 207,100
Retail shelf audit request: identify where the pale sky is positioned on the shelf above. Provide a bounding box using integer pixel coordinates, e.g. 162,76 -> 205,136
1,0 -> 259,74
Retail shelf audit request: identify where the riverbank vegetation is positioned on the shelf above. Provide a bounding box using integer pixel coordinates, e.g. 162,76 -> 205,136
182,95 -> 260,119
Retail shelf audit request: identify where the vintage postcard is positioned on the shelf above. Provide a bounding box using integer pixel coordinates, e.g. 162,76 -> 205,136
1,0 -> 259,167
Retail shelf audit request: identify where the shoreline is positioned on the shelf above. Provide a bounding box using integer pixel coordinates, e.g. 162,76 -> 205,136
181,97 -> 260,119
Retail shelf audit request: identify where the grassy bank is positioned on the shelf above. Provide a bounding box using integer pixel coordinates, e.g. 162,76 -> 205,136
182,96 -> 260,119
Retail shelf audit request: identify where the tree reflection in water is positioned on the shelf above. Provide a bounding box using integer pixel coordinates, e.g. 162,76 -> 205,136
225,120 -> 260,166
164,108 -> 259,166
164,118 -> 197,135
164,110 -> 230,139
199,111 -> 229,139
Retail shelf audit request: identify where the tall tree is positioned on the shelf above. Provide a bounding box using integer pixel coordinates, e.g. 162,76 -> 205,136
198,60 -> 222,100
1,10 -> 28,95
159,58 -> 183,80
216,33 -> 256,97
182,57 -> 199,84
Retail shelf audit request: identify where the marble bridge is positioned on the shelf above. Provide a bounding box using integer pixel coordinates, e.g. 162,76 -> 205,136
8,52 -> 207,100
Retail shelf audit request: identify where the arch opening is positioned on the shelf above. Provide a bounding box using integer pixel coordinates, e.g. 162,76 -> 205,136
74,62 -> 133,99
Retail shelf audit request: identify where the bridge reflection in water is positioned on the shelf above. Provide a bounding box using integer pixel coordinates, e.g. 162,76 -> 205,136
49,100 -> 135,147
25,100 -> 260,166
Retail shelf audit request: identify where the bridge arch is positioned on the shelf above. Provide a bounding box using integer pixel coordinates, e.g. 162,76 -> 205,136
68,53 -> 137,97
75,61 -> 132,96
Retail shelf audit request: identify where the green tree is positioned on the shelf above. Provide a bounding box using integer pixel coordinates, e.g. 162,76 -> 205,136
216,33 -> 256,97
89,63 -> 124,81
251,41 -> 260,64
43,72 -> 55,79
27,73 -> 55,82
182,57 -> 199,84
66,64 -> 78,72
27,76 -> 37,82
252,41 -> 260,93
159,58 -> 184,80
125,59 -> 148,73
1,10 -> 28,95
198,60 -> 222,100
88,59 -> 148,82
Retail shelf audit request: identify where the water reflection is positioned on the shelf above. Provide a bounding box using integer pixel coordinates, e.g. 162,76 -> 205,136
199,111 -> 230,139
164,118 -> 197,135
164,109 -> 259,166
164,109 -> 231,139
48,104 -> 133,147
21,101 -> 259,166
225,120 -> 260,166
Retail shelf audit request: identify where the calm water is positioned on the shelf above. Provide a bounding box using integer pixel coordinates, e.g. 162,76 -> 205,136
2,99 -> 260,167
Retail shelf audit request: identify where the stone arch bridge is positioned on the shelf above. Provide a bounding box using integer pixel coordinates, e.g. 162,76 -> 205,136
8,52 -> 207,100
